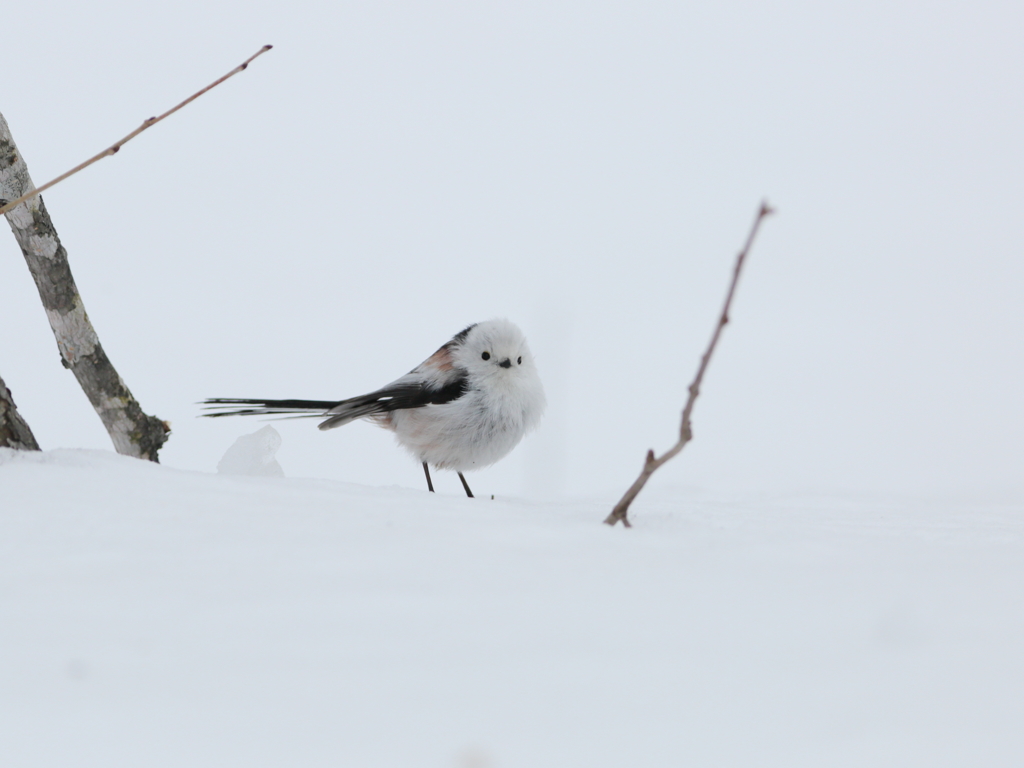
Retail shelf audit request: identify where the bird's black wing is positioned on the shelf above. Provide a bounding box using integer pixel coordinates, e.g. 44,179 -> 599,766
318,373 -> 470,430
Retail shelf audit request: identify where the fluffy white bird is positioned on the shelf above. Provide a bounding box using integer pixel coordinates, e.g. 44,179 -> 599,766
202,319 -> 545,497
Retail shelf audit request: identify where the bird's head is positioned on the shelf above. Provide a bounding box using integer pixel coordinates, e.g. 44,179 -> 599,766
454,319 -> 539,385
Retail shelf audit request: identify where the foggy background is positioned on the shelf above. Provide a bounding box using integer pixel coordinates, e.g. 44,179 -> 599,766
2,0 -> 1022,502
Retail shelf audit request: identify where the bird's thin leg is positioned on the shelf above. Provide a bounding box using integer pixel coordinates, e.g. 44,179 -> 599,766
423,463 -> 435,493
457,472 -> 474,498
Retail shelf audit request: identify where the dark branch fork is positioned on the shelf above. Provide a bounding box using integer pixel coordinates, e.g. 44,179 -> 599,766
0,373 -> 40,450
604,201 -> 774,527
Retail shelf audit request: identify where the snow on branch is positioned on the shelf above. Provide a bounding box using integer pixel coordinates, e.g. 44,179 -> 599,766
604,202 -> 774,528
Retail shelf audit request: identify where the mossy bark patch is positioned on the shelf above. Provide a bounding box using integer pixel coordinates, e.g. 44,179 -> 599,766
0,373 -> 40,451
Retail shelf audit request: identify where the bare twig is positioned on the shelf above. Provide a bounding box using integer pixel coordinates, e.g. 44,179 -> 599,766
604,201 -> 774,527
0,44 -> 272,217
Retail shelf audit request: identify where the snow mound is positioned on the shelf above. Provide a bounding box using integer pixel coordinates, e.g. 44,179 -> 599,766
216,425 -> 284,477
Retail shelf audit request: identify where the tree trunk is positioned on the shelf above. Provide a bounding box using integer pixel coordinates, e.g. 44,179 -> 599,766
0,372 -> 40,450
0,112 -> 168,461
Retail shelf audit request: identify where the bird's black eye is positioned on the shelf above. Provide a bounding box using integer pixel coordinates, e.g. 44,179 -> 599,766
517,356 -> 522,365
481,352 -> 490,361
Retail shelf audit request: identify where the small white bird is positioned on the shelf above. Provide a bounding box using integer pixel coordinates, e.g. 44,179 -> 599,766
203,319 -> 545,496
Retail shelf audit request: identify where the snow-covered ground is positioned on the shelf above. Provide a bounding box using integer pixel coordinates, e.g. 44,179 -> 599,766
3,445 -> 1022,767
3,3 -> 1022,764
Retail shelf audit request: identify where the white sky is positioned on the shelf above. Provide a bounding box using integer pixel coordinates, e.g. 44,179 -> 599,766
2,1 -> 1022,500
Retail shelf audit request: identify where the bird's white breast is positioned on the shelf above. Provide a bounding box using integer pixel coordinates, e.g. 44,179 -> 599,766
388,372 -> 544,471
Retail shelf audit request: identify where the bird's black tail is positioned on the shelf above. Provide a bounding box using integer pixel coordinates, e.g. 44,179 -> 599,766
200,398 -> 340,419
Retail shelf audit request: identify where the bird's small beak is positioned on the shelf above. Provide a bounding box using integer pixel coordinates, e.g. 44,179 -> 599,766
498,358 -> 512,369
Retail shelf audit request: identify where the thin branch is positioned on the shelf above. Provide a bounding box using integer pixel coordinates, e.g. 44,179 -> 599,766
604,201 -> 774,527
0,44 -> 272,217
